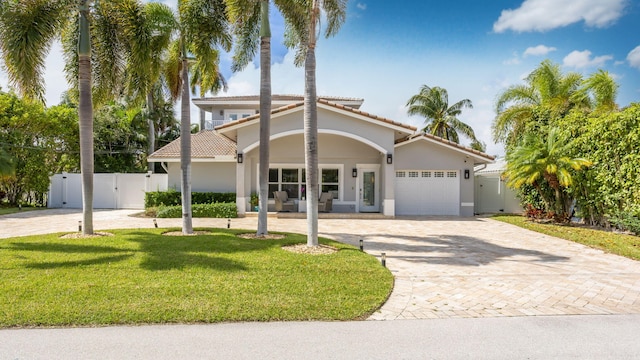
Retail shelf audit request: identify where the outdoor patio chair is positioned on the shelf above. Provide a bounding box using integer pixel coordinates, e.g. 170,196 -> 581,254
274,191 -> 296,212
318,192 -> 333,212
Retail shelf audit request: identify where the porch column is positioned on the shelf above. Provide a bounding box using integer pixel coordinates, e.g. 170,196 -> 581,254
383,153 -> 395,216
236,160 -> 246,215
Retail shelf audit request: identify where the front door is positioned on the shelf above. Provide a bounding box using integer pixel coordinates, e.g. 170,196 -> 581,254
359,168 -> 380,212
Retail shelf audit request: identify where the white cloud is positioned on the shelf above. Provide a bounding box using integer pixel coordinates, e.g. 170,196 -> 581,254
627,46 -> 640,69
523,45 -> 557,57
493,0 -> 627,33
503,52 -> 521,65
563,50 -> 613,68
356,3 -> 367,11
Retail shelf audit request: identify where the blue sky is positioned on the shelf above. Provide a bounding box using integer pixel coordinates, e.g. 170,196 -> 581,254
1,0 -> 639,156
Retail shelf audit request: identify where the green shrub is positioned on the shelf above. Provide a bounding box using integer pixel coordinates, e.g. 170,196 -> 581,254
609,211 -> 640,235
156,203 -> 237,218
145,190 -> 236,208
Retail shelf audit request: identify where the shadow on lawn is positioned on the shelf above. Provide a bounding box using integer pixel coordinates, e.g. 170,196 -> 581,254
9,230 -> 284,271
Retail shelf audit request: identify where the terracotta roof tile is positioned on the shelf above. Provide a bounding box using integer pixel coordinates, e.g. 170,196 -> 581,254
149,130 -> 237,159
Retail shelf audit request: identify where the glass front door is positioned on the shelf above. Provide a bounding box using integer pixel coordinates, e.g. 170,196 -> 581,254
359,169 -> 379,212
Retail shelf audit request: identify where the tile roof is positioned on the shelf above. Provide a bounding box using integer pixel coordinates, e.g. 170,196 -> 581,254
148,130 -> 237,159
215,99 -> 417,133
195,94 -> 364,103
396,133 -> 495,161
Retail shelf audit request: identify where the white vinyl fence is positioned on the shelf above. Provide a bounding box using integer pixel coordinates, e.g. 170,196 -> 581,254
48,172 -> 168,209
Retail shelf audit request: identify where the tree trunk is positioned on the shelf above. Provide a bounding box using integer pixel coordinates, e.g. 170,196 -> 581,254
147,91 -> 155,173
78,2 -> 94,235
180,53 -> 193,234
257,0 -> 271,236
304,0 -> 319,247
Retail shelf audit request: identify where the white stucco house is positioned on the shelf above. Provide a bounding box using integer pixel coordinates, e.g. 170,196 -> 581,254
148,95 -> 494,217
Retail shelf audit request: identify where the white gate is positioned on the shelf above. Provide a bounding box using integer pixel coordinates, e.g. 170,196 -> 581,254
48,172 -> 168,209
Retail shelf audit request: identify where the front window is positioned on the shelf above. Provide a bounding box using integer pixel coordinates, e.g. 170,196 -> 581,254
265,166 -> 339,200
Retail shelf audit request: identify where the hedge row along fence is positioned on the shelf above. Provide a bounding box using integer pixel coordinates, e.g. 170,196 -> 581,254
145,190 -> 236,208
145,190 -> 237,218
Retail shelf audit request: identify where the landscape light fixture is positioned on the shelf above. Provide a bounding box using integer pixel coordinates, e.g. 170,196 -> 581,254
359,239 -> 364,251
153,219 -> 158,228
78,221 -> 82,232
381,252 -> 386,267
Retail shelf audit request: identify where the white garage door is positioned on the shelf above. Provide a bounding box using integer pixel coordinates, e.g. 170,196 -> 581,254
395,170 -> 460,215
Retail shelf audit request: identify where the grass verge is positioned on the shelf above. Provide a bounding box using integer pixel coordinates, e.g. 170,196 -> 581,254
493,215 -> 640,261
0,207 -> 44,216
0,228 -> 393,327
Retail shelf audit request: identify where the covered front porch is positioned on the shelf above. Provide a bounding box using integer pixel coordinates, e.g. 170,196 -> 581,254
235,132 -> 395,216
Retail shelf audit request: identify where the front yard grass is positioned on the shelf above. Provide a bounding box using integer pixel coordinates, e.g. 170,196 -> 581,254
0,206 -> 44,216
493,215 -> 640,261
0,228 -> 393,327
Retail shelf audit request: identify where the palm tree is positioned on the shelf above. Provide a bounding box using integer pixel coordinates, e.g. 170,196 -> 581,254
406,85 -> 477,144
505,128 -> 591,218
164,0 -> 231,234
493,60 -> 584,145
0,0 -> 127,234
285,0 -> 346,246
576,69 -> 619,112
225,0 -> 305,236
116,0 -> 176,173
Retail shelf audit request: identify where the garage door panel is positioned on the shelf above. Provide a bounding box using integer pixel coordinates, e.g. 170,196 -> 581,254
395,170 -> 459,216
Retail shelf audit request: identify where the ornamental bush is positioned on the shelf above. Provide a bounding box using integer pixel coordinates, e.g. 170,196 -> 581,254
156,203 -> 237,218
145,190 -> 236,208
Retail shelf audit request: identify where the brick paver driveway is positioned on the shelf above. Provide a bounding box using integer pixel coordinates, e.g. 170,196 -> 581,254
2,210 -> 640,319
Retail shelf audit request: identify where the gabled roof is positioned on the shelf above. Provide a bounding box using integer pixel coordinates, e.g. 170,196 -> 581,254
193,94 -> 365,110
147,130 -> 237,162
395,133 -> 495,163
215,99 -> 417,137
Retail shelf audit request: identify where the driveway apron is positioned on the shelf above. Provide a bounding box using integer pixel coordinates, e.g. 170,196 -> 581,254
2,210 -> 640,320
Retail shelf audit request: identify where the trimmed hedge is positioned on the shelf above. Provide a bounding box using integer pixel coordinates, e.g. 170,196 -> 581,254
145,190 -> 236,208
156,203 -> 237,218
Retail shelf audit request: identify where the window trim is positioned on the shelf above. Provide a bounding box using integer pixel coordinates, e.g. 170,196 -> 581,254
257,163 -> 344,201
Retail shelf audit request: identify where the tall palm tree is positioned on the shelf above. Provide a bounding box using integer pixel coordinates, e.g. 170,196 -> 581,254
285,0 -> 346,246
0,0 -> 127,234
576,69 -> 619,113
165,0 -> 231,234
406,85 -> 477,144
225,0 -> 305,236
505,128 -> 591,217
493,60 -> 584,145
116,0 -> 176,173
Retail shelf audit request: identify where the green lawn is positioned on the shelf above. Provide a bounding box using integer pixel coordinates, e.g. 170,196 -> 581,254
0,228 -> 393,327
493,215 -> 640,261
0,206 -> 44,216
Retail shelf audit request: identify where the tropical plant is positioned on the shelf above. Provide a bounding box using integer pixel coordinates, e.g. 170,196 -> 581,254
0,0 -> 121,233
493,60 -> 584,145
406,85 -> 477,144
225,0 -> 306,236
285,0 -> 346,246
504,128 -> 591,219
115,0 -> 176,172
164,0 -> 231,234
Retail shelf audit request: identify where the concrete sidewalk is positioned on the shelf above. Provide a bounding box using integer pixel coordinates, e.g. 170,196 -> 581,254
2,209 -> 640,320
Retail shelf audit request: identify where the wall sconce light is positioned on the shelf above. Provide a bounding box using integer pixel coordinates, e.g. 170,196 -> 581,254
219,110 -> 224,116
237,152 -> 243,164
386,153 -> 393,164
464,169 -> 470,179
352,168 -> 357,177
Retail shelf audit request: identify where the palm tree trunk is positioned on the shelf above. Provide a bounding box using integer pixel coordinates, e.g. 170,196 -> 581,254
180,54 -> 193,234
78,1 -> 94,235
257,0 -> 271,236
147,91 -> 155,173
304,0 -> 319,247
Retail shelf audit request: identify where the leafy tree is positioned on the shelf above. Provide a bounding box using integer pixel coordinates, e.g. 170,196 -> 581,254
0,0 -> 133,234
493,60 -> 584,145
164,0 -> 231,234
505,128 -> 591,219
406,85 -> 477,144
285,0 -> 346,246
0,148 -> 13,177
